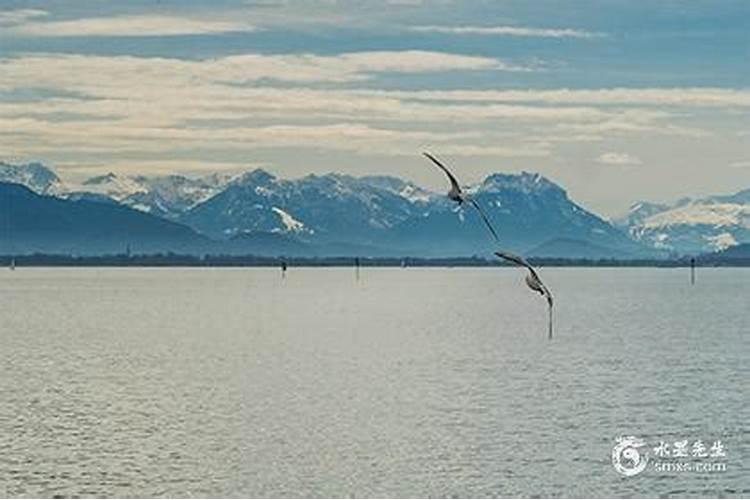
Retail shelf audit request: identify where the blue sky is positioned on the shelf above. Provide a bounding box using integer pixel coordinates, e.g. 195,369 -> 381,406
1,0 -> 748,215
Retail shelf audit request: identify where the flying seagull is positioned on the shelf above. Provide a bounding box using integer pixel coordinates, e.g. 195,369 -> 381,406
494,250 -> 554,339
423,152 -> 500,242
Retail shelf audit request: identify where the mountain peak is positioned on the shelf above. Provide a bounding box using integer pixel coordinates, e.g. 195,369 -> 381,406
234,168 -> 275,186
0,160 -> 62,194
479,171 -> 563,196
83,172 -> 119,185
621,187 -> 750,255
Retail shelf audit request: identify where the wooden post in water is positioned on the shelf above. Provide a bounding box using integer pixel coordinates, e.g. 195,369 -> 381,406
355,256 -> 361,281
690,257 -> 696,285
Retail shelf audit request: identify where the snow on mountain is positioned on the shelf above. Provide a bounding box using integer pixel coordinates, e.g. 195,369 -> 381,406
478,171 -> 560,195
615,201 -> 671,228
643,203 -> 748,229
68,172 -> 237,218
704,232 -> 737,251
271,207 -> 308,233
181,169 -> 423,241
358,175 -> 434,204
79,173 -> 148,201
388,170 -> 644,256
129,174 -> 235,218
619,188 -> 750,254
1,161 -> 238,219
0,161 -> 65,195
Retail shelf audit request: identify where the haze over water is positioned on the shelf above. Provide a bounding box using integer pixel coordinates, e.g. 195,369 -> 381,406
0,268 -> 747,497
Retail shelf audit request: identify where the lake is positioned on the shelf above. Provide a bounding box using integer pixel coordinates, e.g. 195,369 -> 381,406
0,267 -> 747,497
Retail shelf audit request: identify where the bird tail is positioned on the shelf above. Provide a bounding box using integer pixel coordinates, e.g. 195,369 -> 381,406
468,198 -> 500,243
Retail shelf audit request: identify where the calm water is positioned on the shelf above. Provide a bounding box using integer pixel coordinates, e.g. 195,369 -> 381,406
0,267 -> 747,498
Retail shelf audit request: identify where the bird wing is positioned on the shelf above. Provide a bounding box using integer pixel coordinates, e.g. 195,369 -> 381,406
423,152 -> 461,195
497,250 -> 554,307
494,250 -> 531,269
526,266 -> 554,307
495,250 -> 555,338
468,198 -> 500,242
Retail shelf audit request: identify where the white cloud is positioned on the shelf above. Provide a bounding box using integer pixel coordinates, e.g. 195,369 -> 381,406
243,0 -> 289,6
334,50 -> 526,73
0,54 -> 652,127
0,52 -> 738,170
10,14 -> 258,37
358,88 -> 750,107
0,8 -> 47,25
728,160 -> 750,169
596,152 -> 643,166
0,118 -> 510,157
0,52 -> 515,91
410,25 -> 603,38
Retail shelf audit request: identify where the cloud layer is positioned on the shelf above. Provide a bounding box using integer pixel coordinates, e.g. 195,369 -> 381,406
10,14 -> 258,37
410,25 -> 603,38
596,152 -> 642,166
0,50 -> 743,167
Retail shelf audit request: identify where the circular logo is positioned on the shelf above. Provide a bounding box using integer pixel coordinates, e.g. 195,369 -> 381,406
612,436 -> 649,476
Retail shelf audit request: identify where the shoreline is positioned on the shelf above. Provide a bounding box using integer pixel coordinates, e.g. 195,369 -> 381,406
2,255 -> 748,268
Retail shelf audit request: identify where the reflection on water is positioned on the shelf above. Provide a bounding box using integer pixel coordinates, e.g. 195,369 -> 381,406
0,267 -> 747,497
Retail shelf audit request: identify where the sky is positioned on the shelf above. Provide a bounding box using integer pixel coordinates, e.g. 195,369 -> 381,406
0,0 -> 748,216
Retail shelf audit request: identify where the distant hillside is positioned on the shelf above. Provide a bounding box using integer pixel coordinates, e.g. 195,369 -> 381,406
225,231 -> 314,257
700,242 -> 750,264
527,238 -> 629,259
0,182 -> 210,255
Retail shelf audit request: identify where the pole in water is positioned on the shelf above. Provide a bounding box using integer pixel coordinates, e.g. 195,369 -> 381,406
548,304 -> 553,340
355,256 -> 360,281
281,259 -> 287,278
690,257 -> 695,285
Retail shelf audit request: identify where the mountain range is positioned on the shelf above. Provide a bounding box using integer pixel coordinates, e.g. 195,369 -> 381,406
1,161 -> 747,258
616,189 -> 750,255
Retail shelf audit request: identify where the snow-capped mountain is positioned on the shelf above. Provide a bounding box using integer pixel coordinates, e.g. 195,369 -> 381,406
68,172 -> 236,219
180,169 -> 428,245
1,161 -> 237,218
181,169 -> 644,257
0,160 -> 660,257
387,172 -> 644,256
617,188 -> 750,255
78,173 -> 148,201
0,161 -> 64,195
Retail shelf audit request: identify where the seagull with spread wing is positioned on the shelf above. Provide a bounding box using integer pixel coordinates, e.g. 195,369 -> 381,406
423,151 -> 556,339
423,152 -> 500,242
495,250 -> 554,339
